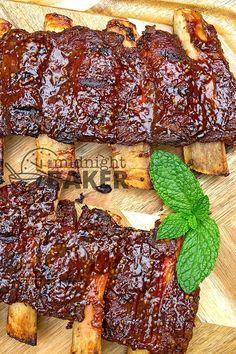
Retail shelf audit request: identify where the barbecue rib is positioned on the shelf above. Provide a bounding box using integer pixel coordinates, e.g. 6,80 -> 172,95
1,177 -> 59,344
0,177 -> 200,353
36,13 -> 81,184
173,9 -> 229,175
103,230 -> 199,353
107,19 -> 152,190
0,13 -> 235,147
0,18 -> 39,345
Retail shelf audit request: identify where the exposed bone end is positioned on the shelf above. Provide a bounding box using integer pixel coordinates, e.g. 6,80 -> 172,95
111,144 -> 152,190
7,303 -> 37,346
0,19 -> 12,37
44,13 -> 73,32
173,9 -> 199,59
71,305 -> 101,354
71,274 -> 108,354
184,142 -> 229,176
106,19 -> 138,48
36,135 -> 81,184
174,9 -> 207,44
121,168 -> 152,189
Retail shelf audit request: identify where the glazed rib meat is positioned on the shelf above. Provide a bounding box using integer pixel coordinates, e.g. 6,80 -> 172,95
0,179 -> 119,321
0,16 -> 235,146
0,177 -> 199,353
0,177 -> 59,304
103,234 -> 199,353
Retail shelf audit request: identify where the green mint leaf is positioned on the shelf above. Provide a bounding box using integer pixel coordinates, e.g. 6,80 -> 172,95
150,150 -> 204,213
188,214 -> 198,230
151,150 -> 220,292
156,213 -> 190,240
177,217 -> 220,293
192,195 -> 210,220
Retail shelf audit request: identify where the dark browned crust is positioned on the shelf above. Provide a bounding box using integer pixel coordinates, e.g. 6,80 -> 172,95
0,177 -> 199,353
0,18 -> 235,147
7,332 -> 37,346
103,235 -> 200,353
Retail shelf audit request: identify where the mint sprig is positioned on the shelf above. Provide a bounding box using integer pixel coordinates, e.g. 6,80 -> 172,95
150,149 -> 204,213
150,150 -> 220,294
177,218 -> 220,293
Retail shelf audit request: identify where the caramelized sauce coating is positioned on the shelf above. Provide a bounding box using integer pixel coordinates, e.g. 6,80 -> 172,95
0,181 -> 122,321
0,177 -> 59,303
104,235 -> 199,353
0,19 -> 235,146
0,178 -> 199,352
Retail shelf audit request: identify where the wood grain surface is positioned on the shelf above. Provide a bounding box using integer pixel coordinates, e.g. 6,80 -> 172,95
0,1 -> 236,353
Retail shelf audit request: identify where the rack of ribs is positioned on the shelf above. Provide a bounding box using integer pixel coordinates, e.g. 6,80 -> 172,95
0,177 -> 199,353
0,11 -> 235,146
0,13 -> 235,146
0,9 -> 235,186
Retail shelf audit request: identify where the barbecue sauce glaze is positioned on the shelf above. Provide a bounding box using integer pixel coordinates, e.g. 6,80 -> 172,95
0,177 -> 199,353
0,17 -> 235,146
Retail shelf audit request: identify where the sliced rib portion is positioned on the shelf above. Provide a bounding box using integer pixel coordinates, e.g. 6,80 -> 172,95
70,202 -> 110,354
0,178 -> 199,353
106,19 -> 152,190
103,234 -> 199,353
111,205 -> 150,354
173,8 -> 229,175
0,18 -> 39,346
36,13 -> 81,184
0,177 -> 59,345
1,15 -> 38,342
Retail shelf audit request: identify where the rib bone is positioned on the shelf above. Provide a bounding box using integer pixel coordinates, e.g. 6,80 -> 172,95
106,19 -> 152,190
173,8 -> 229,176
36,13 -> 80,184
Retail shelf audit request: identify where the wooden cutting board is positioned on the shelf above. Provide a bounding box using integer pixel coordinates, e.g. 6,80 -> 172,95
0,1 -> 235,353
